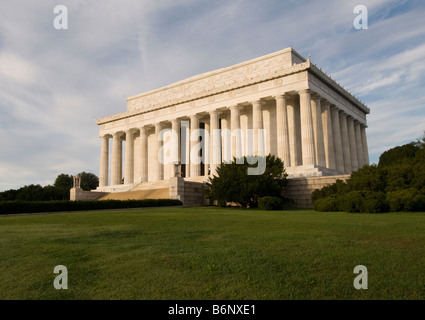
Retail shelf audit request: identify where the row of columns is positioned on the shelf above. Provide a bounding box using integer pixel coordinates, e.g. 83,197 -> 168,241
99,89 -> 369,187
273,91 -> 369,173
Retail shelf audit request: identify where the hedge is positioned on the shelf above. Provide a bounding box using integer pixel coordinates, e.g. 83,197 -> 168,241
386,188 -> 425,212
258,196 -> 284,210
340,191 -> 388,213
0,199 -> 183,215
314,192 -> 388,213
313,196 -> 339,212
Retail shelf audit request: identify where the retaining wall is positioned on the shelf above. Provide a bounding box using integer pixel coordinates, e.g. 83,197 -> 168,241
285,175 -> 351,208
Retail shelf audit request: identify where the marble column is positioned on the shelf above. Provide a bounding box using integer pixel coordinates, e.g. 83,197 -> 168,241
124,129 -> 135,184
287,95 -> 298,167
252,100 -> 264,156
347,117 -> 358,172
275,94 -> 291,167
99,135 -> 110,187
331,106 -> 345,173
230,105 -> 242,160
355,121 -> 365,168
190,115 -> 201,177
311,94 -> 326,167
299,89 -> 316,166
321,101 -> 336,170
361,125 -> 370,166
210,111 -> 221,176
339,112 -> 352,174
111,132 -> 123,185
139,127 -> 148,182
154,123 -> 163,181
220,116 -> 230,163
171,119 -> 180,175
203,121 -> 210,176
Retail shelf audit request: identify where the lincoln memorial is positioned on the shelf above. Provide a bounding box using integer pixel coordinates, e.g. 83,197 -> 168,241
95,47 -> 369,194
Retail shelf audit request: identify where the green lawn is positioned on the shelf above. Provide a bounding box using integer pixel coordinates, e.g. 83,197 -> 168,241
1,207 -> 425,300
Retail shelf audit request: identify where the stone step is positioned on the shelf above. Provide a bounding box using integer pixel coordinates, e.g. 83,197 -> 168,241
99,188 -> 169,201
129,180 -> 170,192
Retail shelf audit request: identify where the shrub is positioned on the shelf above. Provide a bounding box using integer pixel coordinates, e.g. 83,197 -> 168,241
258,197 -> 284,210
361,191 -> 389,213
206,154 -> 288,208
412,162 -> 425,192
339,191 -> 365,213
379,142 -> 420,166
313,196 -> 339,212
311,179 -> 349,203
347,165 -> 388,193
339,191 -> 388,213
413,194 -> 425,211
386,188 -> 425,212
312,133 -> 425,213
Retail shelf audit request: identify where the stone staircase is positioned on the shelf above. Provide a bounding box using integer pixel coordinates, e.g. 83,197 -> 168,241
129,180 -> 170,192
98,180 -> 170,201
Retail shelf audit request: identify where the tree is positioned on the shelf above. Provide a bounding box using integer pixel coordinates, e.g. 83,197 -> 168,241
378,142 -> 420,167
205,154 -> 288,208
313,130 -> 425,213
42,185 -> 68,201
54,174 -> 73,190
78,172 -> 99,191
15,184 -> 45,201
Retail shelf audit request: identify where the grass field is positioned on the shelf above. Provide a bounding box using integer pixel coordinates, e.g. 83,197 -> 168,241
1,207 -> 425,300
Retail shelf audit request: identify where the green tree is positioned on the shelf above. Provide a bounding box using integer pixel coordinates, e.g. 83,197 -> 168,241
0,189 -> 18,201
313,130 -> 425,213
379,142 -> 420,166
347,164 -> 388,193
15,184 -> 45,201
54,174 -> 73,190
42,185 -> 68,201
206,154 -> 288,208
78,172 -> 99,191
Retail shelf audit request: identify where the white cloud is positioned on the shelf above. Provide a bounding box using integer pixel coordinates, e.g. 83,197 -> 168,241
0,53 -> 39,84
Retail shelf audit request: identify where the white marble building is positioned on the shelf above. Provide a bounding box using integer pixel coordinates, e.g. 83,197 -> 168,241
95,47 -> 369,193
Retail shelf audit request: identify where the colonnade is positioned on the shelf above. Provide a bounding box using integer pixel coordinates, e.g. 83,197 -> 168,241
98,89 -> 369,187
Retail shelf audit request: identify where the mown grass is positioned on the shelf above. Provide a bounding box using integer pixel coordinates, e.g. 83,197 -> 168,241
1,207 -> 425,300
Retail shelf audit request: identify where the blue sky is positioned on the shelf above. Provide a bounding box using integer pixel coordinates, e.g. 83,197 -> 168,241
1,0 -> 424,191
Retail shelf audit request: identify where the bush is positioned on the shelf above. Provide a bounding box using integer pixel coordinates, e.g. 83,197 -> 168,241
361,191 -> 389,213
311,180 -> 349,203
413,194 -> 425,211
339,191 -> 365,213
313,196 -> 339,212
339,191 -> 388,213
379,142 -> 420,166
386,188 -> 425,212
258,197 -> 284,210
206,154 -> 288,208
347,165 -> 388,193
312,133 -> 425,213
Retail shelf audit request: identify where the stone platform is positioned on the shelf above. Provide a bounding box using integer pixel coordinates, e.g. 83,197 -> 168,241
72,174 -> 350,209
